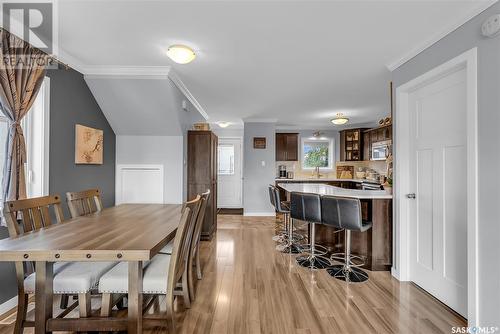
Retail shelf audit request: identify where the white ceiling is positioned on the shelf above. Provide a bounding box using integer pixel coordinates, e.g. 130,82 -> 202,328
56,0 -> 495,129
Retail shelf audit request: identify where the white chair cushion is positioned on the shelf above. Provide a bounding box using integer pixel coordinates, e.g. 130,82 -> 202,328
98,260 -> 152,294
159,240 -> 174,254
98,255 -> 170,294
143,255 -> 170,294
24,262 -> 117,294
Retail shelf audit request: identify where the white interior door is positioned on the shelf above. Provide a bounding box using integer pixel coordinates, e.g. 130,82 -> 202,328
409,67 -> 467,317
217,138 -> 242,208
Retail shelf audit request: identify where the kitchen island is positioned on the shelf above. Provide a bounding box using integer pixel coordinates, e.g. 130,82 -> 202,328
277,182 -> 392,271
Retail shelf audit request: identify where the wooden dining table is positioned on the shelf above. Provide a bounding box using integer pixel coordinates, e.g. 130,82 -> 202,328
0,203 -> 182,334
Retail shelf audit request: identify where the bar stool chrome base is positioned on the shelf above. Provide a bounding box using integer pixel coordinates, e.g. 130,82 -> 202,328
326,265 -> 369,283
300,244 -> 328,256
330,253 -> 365,267
296,254 -> 331,269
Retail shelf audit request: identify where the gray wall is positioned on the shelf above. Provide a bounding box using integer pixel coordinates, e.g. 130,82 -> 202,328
0,67 -> 116,305
391,2 -> 500,327
243,122 -> 276,214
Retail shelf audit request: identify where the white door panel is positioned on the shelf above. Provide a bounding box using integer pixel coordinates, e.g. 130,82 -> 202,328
217,138 -> 242,208
409,67 -> 467,317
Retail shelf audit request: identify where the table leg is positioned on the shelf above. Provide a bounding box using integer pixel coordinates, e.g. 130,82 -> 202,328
35,261 -> 53,334
128,261 -> 143,334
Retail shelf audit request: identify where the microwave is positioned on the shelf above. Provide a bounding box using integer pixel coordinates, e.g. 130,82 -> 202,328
371,140 -> 391,161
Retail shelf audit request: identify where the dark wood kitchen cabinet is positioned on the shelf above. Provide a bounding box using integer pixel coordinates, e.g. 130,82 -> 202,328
276,133 -> 298,161
187,130 -> 218,240
340,128 -> 368,161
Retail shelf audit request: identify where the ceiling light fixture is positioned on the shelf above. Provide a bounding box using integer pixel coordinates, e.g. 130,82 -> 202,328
331,113 -> 349,125
217,122 -> 230,128
166,44 -> 196,64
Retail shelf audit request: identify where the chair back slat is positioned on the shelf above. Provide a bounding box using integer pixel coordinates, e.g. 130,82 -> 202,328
4,195 -> 65,237
66,189 -> 103,218
20,209 -> 33,233
41,206 -> 51,226
31,207 -> 44,230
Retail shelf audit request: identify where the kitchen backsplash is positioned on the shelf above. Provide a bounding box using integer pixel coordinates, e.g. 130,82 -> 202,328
276,160 -> 388,179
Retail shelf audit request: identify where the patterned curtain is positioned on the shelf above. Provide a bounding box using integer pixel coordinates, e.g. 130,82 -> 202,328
0,29 -> 48,211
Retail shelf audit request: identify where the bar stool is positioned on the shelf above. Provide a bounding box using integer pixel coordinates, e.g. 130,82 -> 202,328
290,192 -> 330,269
321,195 -> 372,282
272,186 -> 303,253
269,184 -> 287,244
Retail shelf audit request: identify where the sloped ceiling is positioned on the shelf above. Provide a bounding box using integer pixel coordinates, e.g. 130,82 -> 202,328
85,75 -> 198,136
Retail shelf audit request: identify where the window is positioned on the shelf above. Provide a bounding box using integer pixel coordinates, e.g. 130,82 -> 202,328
217,144 -> 234,175
301,138 -> 334,170
22,77 -> 50,198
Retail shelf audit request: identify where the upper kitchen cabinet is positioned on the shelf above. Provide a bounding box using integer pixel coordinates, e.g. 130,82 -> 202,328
276,133 -> 298,161
340,128 -> 368,161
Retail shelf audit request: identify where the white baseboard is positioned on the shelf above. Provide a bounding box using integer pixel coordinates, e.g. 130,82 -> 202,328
243,211 -> 275,217
0,296 -> 17,317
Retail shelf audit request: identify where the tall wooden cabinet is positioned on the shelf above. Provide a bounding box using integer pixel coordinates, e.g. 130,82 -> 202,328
187,130 -> 218,240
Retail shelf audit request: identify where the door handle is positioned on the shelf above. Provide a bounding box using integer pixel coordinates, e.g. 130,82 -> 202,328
406,193 -> 416,199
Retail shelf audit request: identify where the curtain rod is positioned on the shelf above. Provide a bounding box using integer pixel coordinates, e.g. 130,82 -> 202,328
0,28 -> 70,70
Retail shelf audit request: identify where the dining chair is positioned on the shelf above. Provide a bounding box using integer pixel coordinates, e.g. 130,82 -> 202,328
59,188 -> 105,309
66,188 -> 103,218
3,195 -> 117,334
98,195 -> 202,331
159,190 -> 210,291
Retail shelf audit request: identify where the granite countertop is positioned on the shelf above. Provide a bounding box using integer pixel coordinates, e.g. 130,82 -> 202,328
275,177 -> 380,184
277,182 -> 392,199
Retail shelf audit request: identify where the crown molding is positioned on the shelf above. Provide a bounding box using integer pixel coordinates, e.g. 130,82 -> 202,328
386,0 -> 498,71
168,70 -> 209,120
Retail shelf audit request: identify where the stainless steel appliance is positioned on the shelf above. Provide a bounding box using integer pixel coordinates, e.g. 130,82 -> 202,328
287,171 -> 294,179
371,140 -> 391,161
362,181 -> 382,190
278,165 -> 287,178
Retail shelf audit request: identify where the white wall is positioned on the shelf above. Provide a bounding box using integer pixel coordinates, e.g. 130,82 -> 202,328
116,135 -> 184,204
212,127 -> 244,138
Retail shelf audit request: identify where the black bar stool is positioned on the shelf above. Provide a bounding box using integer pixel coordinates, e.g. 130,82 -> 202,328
272,186 -> 303,253
269,185 -> 288,245
321,195 -> 372,282
290,192 -> 330,269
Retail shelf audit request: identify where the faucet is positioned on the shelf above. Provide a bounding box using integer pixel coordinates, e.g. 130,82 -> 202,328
313,166 -> 322,179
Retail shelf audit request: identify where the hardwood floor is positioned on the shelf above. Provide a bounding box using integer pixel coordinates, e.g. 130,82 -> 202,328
0,215 -> 466,333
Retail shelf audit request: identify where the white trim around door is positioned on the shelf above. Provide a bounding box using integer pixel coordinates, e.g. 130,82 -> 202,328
393,48 -> 478,324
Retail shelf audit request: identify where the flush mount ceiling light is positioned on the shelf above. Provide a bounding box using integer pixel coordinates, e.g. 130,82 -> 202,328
331,113 -> 349,125
217,121 -> 230,128
166,44 -> 196,64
